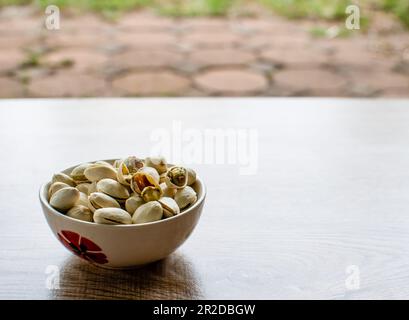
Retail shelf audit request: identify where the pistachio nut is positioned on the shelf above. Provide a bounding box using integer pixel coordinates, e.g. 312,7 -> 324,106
145,156 -> 167,174
94,160 -> 113,167
48,182 -> 70,200
160,182 -> 177,198
67,205 -> 93,222
52,172 -> 76,187
76,182 -> 93,195
50,187 -> 80,212
113,159 -> 123,169
125,194 -> 145,215
123,156 -> 144,172
159,172 -> 167,184
165,166 -> 188,189
186,167 -> 197,186
174,186 -> 197,210
138,166 -> 160,184
88,192 -> 121,212
158,197 -> 180,218
70,163 -> 92,183
84,164 -> 117,182
116,162 -> 132,186
97,178 -> 130,200
141,185 -> 163,202
130,171 -> 160,194
116,157 -> 144,186
88,181 -> 98,194
94,208 -> 132,225
132,201 -> 163,224
76,192 -> 89,207
48,158 -> 199,224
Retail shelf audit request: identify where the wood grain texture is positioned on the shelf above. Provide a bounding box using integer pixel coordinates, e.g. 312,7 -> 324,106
1,98 -> 409,299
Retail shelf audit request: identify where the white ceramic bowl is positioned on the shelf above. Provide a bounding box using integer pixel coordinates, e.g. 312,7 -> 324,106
39,160 -> 206,269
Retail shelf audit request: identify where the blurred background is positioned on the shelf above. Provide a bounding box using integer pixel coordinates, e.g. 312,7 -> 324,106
0,0 -> 408,98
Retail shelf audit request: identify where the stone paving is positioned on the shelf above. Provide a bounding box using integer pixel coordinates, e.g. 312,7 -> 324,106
0,6 -> 409,98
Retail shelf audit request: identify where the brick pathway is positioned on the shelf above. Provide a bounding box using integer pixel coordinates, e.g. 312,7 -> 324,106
1,6 -> 409,98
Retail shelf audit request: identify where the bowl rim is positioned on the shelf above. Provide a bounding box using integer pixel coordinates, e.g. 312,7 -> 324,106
39,160 -> 206,229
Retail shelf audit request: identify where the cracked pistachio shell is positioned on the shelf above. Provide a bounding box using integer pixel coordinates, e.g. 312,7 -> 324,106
123,156 -> 144,172
88,192 -> 121,212
160,182 -> 177,198
52,172 -> 76,187
84,164 -> 117,182
94,208 -> 132,225
165,166 -> 187,189
50,187 -> 80,212
125,194 -> 145,215
145,156 -> 167,174
67,205 -> 93,222
138,166 -> 160,184
175,186 -> 197,210
186,168 -> 197,186
116,157 -> 145,186
141,185 -> 163,202
130,172 -> 160,194
97,178 -> 130,200
76,192 -> 89,207
48,182 -> 70,200
158,197 -> 180,218
70,163 -> 92,182
117,162 -> 132,186
132,201 -> 163,225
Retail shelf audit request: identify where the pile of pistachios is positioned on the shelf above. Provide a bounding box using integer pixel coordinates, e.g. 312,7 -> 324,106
47,157 -> 198,225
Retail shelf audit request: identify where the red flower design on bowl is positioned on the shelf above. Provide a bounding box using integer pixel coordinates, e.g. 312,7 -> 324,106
57,230 -> 108,264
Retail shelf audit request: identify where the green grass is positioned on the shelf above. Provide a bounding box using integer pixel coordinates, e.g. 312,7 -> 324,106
36,0 -> 151,14
0,0 -> 408,29
0,0 -> 237,17
20,51 -> 41,68
0,0 -> 30,5
156,0 -> 235,17
260,0 -> 351,19
382,0 -> 409,27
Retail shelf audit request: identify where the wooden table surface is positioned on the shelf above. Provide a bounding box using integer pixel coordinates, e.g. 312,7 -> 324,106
1,98 -> 409,300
